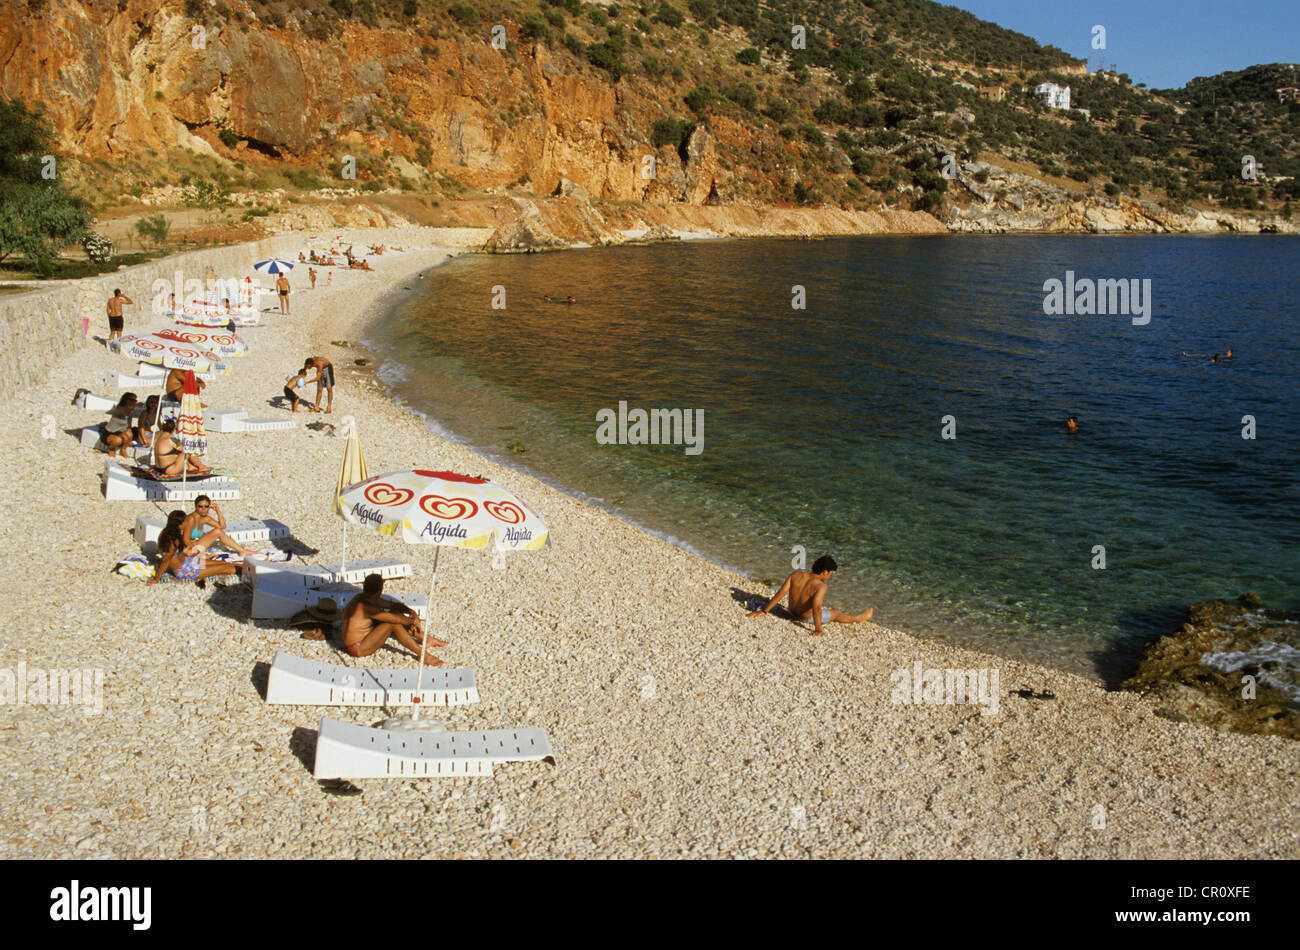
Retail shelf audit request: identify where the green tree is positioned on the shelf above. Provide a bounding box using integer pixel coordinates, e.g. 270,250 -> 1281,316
133,213 -> 172,247
0,97 -> 91,272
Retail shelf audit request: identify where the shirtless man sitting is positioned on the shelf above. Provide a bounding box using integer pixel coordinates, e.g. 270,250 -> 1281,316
342,574 -> 448,665
747,555 -> 874,636
164,366 -> 205,405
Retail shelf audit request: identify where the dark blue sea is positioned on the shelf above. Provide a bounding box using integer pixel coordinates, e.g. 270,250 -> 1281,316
367,235 -> 1300,681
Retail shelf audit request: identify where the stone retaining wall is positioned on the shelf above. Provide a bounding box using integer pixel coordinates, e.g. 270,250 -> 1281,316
0,226 -> 487,403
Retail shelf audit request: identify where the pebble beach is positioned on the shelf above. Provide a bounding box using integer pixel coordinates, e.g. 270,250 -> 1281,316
1,232 -> 1297,860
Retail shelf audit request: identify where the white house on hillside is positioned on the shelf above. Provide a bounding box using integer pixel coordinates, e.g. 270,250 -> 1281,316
1035,82 -> 1071,110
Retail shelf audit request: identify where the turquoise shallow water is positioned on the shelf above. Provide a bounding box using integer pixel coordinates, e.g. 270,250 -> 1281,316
366,235 -> 1300,681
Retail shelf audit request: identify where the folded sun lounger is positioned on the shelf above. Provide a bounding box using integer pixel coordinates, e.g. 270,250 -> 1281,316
243,556 -> 411,589
312,718 -> 555,779
204,410 -> 295,433
102,460 -> 239,501
265,652 -> 478,707
250,578 -> 426,621
134,515 -> 290,555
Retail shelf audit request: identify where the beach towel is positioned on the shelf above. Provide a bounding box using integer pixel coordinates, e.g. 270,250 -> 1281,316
114,553 -> 156,580
127,465 -> 231,483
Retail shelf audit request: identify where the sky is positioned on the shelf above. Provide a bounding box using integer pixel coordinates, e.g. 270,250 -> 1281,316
944,0 -> 1300,89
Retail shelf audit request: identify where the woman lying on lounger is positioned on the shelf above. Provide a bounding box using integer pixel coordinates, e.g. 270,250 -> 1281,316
146,511 -> 242,586
152,419 -> 211,476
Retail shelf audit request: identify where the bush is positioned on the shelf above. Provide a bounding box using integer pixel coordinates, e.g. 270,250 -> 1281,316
521,15 -> 549,41
652,118 -> 694,149
544,0 -> 581,13
687,0 -> 713,17
448,2 -> 477,27
545,9 -> 564,27
793,181 -> 813,204
563,33 -> 585,56
764,99 -> 792,123
736,47 -> 760,66
218,128 -> 238,148
586,42 -> 623,79
684,86 -> 714,112
724,83 -> 757,110
133,213 -> 171,247
641,54 -> 665,77
82,231 -> 114,263
800,124 -> 825,147
654,2 -> 683,28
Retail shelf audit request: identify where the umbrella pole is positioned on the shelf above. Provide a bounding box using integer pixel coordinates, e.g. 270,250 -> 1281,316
339,521 -> 348,580
412,545 -> 440,721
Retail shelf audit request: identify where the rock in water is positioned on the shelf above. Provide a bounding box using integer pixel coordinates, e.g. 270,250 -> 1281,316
1123,594 -> 1300,740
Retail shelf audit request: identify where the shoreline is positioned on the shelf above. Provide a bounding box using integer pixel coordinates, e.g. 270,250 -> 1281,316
1,230 -> 1296,858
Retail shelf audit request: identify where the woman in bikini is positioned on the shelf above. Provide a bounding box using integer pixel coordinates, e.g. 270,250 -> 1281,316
152,419 -> 211,476
146,511 -> 242,586
179,497 -> 260,558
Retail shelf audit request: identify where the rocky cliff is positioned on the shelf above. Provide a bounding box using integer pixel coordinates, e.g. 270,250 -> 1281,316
2,0 -> 1291,241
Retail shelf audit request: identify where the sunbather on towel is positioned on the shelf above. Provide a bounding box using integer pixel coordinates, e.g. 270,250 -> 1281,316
747,555 -> 874,636
153,419 -> 211,476
180,496 -> 260,557
147,511 -> 242,586
342,574 -> 447,665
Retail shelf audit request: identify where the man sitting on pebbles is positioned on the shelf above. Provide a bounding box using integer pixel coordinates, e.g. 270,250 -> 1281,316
747,555 -> 874,636
342,574 -> 447,665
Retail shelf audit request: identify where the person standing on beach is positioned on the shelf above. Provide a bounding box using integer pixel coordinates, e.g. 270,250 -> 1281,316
308,267 -> 317,289
748,555 -> 874,636
302,356 -> 334,413
106,289 -> 133,341
342,574 -> 447,664
276,273 -> 291,315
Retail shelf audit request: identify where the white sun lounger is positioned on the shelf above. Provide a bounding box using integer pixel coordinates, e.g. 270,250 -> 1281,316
250,578 -> 426,621
102,460 -> 239,501
75,392 -> 118,412
79,426 -> 152,461
265,652 -> 478,707
134,515 -> 290,555
313,718 -> 555,779
204,410 -> 295,433
243,557 -> 411,589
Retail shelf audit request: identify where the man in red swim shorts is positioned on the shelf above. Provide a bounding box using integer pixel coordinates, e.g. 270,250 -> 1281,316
341,574 -> 447,666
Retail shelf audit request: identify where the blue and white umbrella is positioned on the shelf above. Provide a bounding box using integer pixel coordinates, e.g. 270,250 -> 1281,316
253,258 -> 295,274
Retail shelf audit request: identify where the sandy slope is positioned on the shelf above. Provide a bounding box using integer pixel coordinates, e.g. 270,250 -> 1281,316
0,236 -> 1295,859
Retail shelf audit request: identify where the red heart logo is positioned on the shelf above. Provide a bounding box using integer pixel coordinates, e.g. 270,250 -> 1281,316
363,483 -> 414,507
484,500 -> 524,524
418,494 -> 477,520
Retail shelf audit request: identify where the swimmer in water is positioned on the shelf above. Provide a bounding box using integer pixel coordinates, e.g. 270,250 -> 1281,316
566,295 -> 576,304
1066,415 -> 1078,434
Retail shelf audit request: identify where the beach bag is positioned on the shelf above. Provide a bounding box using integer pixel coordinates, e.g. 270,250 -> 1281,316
114,554 -> 155,580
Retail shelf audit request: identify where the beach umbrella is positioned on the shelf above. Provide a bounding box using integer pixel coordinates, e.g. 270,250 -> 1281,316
111,331 -> 233,374
332,417 -> 369,577
176,371 -> 207,486
111,331 -> 231,428
155,327 -> 248,359
253,258 -> 295,274
336,469 -> 549,723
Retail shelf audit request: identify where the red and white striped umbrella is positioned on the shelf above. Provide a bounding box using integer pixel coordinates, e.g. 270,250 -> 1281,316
177,371 -> 207,457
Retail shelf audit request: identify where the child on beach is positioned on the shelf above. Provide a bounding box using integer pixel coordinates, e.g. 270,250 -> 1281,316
284,368 -> 309,412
